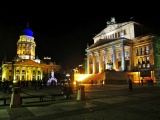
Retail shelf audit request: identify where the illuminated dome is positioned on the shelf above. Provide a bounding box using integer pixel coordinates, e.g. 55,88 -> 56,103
22,28 -> 33,36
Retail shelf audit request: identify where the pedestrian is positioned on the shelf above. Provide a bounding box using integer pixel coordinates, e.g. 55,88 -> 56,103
91,80 -> 93,85
141,78 -> 144,86
128,78 -> 132,91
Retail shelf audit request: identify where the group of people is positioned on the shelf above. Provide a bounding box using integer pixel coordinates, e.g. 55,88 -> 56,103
141,78 -> 154,86
128,77 -> 155,92
90,79 -> 104,86
1,80 -> 13,93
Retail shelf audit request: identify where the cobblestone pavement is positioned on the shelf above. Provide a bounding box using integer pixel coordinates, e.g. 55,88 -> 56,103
0,84 -> 160,120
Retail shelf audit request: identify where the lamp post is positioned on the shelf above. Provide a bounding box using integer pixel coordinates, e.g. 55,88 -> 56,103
66,73 -> 70,85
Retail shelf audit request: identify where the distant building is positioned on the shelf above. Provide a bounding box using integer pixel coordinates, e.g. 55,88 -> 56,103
1,26 -> 61,82
85,17 -> 160,83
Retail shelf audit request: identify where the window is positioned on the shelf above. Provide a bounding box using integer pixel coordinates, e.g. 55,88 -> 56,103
115,33 -> 117,38
125,51 -> 129,58
118,32 -> 120,37
89,58 -> 93,64
136,49 -> 139,56
117,53 -> 121,59
146,45 -> 149,54
103,56 -> 106,61
110,54 -> 113,61
124,29 -> 126,35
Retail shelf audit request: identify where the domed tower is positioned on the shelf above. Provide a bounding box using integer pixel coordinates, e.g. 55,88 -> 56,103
17,25 -> 36,60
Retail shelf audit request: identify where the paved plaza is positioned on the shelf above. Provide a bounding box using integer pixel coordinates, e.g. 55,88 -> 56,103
0,83 -> 160,120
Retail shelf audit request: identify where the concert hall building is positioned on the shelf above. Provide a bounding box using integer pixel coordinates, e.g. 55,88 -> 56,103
85,17 -> 160,83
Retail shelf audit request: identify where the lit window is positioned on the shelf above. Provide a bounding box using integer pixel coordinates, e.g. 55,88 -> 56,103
125,51 -> 129,58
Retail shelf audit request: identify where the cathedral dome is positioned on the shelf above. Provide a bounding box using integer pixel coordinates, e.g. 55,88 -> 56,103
22,28 -> 33,36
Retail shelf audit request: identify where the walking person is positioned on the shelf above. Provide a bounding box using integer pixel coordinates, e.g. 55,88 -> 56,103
128,78 -> 132,91
141,78 -> 144,86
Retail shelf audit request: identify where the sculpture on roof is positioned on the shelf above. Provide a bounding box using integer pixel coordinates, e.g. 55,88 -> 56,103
107,17 -> 116,25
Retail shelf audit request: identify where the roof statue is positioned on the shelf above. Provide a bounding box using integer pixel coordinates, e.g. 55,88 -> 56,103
107,17 -> 116,25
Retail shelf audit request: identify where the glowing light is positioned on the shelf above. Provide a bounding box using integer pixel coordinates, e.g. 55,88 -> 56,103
73,81 -> 76,85
74,74 -> 92,82
66,74 -> 70,77
44,57 -> 51,59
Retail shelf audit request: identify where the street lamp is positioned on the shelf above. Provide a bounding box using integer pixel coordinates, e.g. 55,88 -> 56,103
66,73 -> 70,85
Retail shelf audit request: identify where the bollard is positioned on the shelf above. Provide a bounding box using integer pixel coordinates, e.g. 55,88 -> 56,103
76,85 -> 85,100
10,87 -> 21,108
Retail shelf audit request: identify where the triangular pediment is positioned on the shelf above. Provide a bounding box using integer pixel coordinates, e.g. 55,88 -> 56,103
15,59 -> 42,67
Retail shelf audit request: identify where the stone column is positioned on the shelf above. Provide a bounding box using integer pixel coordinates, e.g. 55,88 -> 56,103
87,54 -> 90,74
25,67 -> 27,80
41,69 -> 43,80
20,67 -> 22,81
112,46 -> 116,70
93,54 -> 96,74
98,51 -> 102,73
121,43 -> 125,71
104,49 -> 109,69
36,67 -> 38,80
13,66 -> 16,81
31,67 -> 33,80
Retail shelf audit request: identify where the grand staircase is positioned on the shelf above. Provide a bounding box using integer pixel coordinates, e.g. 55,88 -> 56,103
81,72 -> 105,84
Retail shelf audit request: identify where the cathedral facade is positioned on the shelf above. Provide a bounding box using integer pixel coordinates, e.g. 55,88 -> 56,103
85,17 -> 160,83
1,27 -> 61,83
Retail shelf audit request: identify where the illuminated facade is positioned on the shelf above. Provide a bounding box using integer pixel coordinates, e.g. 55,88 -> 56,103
1,27 -> 61,82
85,17 -> 160,83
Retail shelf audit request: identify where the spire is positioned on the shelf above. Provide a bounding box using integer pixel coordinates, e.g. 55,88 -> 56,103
27,22 -> 29,28
2,54 -> 6,64
87,43 -> 89,48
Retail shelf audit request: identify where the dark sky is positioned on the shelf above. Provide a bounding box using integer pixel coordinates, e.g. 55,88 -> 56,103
0,2 -> 160,68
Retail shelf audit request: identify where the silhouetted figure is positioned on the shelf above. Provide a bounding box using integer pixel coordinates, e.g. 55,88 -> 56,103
91,80 -> 93,85
128,79 -> 132,91
150,78 -> 153,86
141,78 -> 144,86
4,81 -> 9,93
62,85 -> 73,99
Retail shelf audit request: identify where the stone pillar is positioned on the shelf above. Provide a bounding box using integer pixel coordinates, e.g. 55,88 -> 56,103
99,51 -> 103,73
36,67 -> 38,80
20,67 -> 22,81
41,69 -> 43,80
87,55 -> 90,74
112,46 -> 116,70
121,43 -> 125,71
13,66 -> 16,81
77,85 -> 85,100
105,49 -> 109,69
10,87 -> 21,108
93,54 -> 96,74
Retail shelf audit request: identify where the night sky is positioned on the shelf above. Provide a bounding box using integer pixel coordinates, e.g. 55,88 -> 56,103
0,2 -> 160,69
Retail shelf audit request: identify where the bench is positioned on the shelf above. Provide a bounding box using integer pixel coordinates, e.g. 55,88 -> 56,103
47,92 -> 75,101
44,94 -> 64,101
21,95 -> 45,104
0,97 -> 11,106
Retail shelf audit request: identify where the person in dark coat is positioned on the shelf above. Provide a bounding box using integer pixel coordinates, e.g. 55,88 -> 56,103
128,79 -> 132,91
